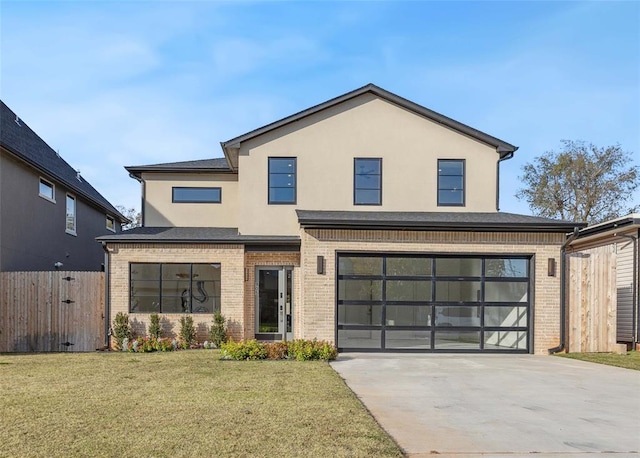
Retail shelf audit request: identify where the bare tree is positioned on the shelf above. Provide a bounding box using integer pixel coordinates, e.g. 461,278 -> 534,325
115,205 -> 142,230
516,140 -> 639,224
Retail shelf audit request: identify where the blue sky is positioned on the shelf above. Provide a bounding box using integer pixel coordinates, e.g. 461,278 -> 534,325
2,1 -> 638,216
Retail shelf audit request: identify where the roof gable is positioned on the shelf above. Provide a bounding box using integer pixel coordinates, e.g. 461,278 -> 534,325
221,84 -> 518,170
1,100 -> 125,221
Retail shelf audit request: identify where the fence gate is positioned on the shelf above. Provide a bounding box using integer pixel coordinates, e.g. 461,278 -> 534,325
567,246 -> 617,353
0,271 -> 105,352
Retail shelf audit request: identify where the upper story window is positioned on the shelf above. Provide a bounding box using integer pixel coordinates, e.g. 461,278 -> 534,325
39,177 -> 55,202
106,215 -> 116,232
354,158 -> 382,205
268,157 -> 296,204
66,194 -> 76,235
172,187 -> 221,203
438,159 -> 465,206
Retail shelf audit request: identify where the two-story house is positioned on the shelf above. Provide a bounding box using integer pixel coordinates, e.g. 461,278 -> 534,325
1,100 -> 126,271
99,84 -> 581,354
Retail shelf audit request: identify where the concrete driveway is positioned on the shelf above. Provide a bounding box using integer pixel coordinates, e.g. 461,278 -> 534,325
331,354 -> 640,457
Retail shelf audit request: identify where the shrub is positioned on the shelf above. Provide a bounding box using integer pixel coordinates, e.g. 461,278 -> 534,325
265,342 -> 289,360
220,339 -> 267,360
179,316 -> 197,348
125,336 -> 176,353
209,312 -> 227,348
148,313 -> 162,339
220,339 -> 337,361
288,339 -> 338,361
112,312 -> 132,350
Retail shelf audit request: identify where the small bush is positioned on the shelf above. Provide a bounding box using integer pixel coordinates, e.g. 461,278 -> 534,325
209,312 -> 227,348
288,339 -> 338,361
220,339 -> 267,360
265,342 -> 289,360
179,316 -> 197,349
148,313 -> 162,339
220,339 -> 337,361
124,336 -> 176,353
112,312 -> 132,350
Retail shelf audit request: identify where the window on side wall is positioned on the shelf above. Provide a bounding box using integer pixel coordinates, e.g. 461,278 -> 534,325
268,157 -> 296,204
437,159 -> 465,206
106,215 -> 116,232
39,177 -> 55,202
354,158 -> 382,205
129,263 -> 222,314
172,187 -> 221,203
66,194 -> 76,235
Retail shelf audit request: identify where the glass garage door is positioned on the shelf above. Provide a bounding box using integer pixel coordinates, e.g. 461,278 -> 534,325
337,254 -> 531,353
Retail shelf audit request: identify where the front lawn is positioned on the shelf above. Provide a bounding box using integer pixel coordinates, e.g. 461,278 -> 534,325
557,350 -> 640,370
0,351 -> 402,457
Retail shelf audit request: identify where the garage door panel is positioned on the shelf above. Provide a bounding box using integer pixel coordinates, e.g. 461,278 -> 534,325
485,306 -> 527,327
385,330 -> 431,350
484,330 -> 528,350
435,281 -> 481,302
386,280 -> 431,301
485,281 -> 528,302
337,254 -> 531,353
435,330 -> 481,350
338,304 -> 382,326
386,304 -> 431,326
338,329 -> 381,349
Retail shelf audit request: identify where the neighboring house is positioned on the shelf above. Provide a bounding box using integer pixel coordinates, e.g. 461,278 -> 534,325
568,214 -> 639,349
99,84 -> 582,354
0,101 -> 126,271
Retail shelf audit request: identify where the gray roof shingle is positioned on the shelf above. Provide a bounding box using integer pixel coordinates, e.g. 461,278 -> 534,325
1,100 -> 125,220
125,157 -> 231,177
97,226 -> 300,244
296,210 -> 584,232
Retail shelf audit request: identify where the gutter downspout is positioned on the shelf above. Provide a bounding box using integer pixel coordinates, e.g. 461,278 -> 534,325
549,227 -> 581,354
615,233 -> 638,348
101,242 -> 111,349
496,150 -> 515,211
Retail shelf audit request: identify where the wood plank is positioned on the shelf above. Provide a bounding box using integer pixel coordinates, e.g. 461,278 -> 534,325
0,271 -> 104,352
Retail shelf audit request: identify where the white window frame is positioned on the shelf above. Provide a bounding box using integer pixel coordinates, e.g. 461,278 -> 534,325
39,177 -> 55,203
65,193 -> 77,236
106,215 -> 116,233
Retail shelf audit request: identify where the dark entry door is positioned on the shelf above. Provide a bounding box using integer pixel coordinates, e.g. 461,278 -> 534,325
256,267 -> 293,341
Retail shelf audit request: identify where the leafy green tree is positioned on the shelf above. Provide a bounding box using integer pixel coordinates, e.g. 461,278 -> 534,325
516,140 -> 639,224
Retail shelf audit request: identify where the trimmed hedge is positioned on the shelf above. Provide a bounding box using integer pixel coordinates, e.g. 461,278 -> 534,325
220,339 -> 338,361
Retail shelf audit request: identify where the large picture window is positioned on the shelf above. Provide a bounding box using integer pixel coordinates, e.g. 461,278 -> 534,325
354,158 -> 382,205
437,159 -> 465,206
268,157 -> 296,204
337,254 -> 530,352
130,263 -> 221,314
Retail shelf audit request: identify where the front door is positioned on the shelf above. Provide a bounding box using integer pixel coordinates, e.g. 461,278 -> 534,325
256,267 -> 293,341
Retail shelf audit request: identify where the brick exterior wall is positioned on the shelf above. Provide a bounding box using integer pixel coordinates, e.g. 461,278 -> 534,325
107,230 -> 565,355
107,243 -> 245,347
299,229 -> 565,355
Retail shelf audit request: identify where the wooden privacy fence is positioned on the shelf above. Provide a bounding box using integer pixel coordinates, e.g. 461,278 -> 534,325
567,245 -> 617,353
0,271 -> 104,352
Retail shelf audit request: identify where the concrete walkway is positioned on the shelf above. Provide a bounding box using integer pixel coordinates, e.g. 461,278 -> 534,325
331,354 -> 640,457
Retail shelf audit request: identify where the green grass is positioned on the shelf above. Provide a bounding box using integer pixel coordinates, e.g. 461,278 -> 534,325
0,351 -> 402,458
557,350 -> 640,370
